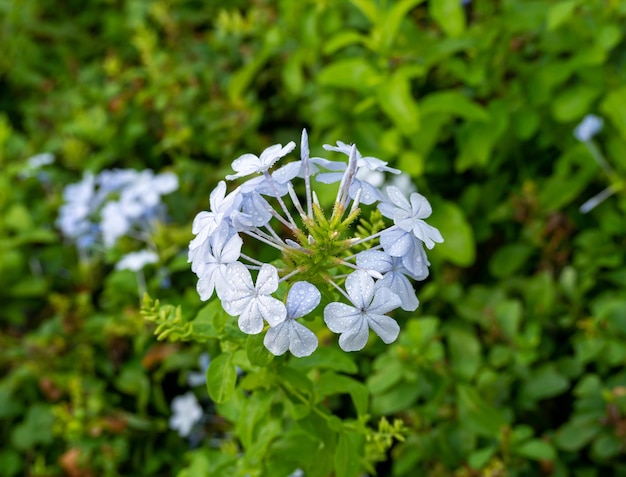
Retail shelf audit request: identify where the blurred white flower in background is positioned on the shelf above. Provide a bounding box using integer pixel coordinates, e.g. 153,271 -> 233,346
169,392 -> 203,437
574,114 -> 603,142
115,250 -> 158,272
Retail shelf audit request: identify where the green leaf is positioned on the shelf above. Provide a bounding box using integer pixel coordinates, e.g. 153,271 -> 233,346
489,244 -> 534,279
552,84 -> 600,122
317,371 -> 369,417
207,353 -> 237,403
377,72 -> 420,134
457,384 -> 506,437
11,404 -> 54,450
448,325 -> 482,380
190,300 -> 223,340
428,200 -> 476,266
600,86 -> 626,143
468,446 -> 497,470
348,0 -> 379,22
515,439 -> 556,461
279,365 -> 315,400
317,58 -> 379,91
289,347 -> 358,374
246,333 -> 274,367
555,416 -> 601,451
420,91 -> 489,121
375,0 -> 426,52
334,431 -> 363,477
371,381 -> 421,415
547,1 -> 579,31
430,0 -> 465,37
521,364 -> 569,402
494,300 -> 522,341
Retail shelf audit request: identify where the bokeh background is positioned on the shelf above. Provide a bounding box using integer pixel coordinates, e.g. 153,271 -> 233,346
2,0 -> 626,476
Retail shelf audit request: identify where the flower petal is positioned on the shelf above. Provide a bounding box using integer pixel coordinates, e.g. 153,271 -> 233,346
386,185 -> 411,211
345,270 -> 374,309
289,321 -> 318,357
263,322 -> 290,356
367,313 -> 400,344
324,303 -> 361,333
286,281 -> 321,319
369,286 -> 402,315
338,319 -> 370,352
238,301 -> 264,334
257,295 -> 287,327
256,264 -> 279,295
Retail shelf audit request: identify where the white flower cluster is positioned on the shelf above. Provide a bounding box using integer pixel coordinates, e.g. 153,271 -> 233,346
189,131 -> 443,356
57,169 -> 178,266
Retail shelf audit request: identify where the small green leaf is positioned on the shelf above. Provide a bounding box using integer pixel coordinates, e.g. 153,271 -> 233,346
317,371 -> 369,417
555,416 -> 601,451
428,200 -> 476,267
207,353 -> 237,403
448,325 -> 482,380
547,0 -> 578,31
521,364 -> 569,402
246,333 -> 274,367
317,58 -> 379,91
334,431 -> 363,477
457,384 -> 506,437
377,72 -> 420,134
468,446 -> 496,470
489,244 -> 534,279
515,439 -> 556,461
600,86 -> 626,143
552,84 -> 600,122
289,347 -> 358,374
430,0 -> 465,37
420,91 -> 489,121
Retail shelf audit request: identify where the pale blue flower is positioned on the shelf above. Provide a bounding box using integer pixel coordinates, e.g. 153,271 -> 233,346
574,114 -> 603,142
378,186 -> 443,249
116,249 -> 159,272
264,281 -> 320,357
226,142 -> 296,180
231,189 -> 273,231
324,270 -> 401,351
222,263 -> 287,334
190,181 -> 242,250
169,392 -> 203,437
380,227 -> 430,278
356,250 -> 419,311
191,224 -> 243,300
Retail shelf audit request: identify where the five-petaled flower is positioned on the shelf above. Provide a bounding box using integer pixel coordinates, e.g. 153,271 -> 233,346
264,281 -> 321,357
324,270 -> 402,352
221,262 -> 287,334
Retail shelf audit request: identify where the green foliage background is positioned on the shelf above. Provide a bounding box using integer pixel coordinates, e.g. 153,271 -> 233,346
2,0 -> 626,476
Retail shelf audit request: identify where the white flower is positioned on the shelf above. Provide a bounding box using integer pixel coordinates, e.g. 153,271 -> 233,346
574,114 -> 603,142
190,181 -> 242,251
222,263 -> 287,334
191,224 -> 243,300
380,227 -> 430,278
356,250 -> 419,311
169,392 -> 203,437
116,249 -> 158,271
26,152 -> 54,169
324,271 -> 402,351
225,142 -> 296,180
378,186 -> 443,249
264,281 -> 320,357
101,201 -> 131,248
